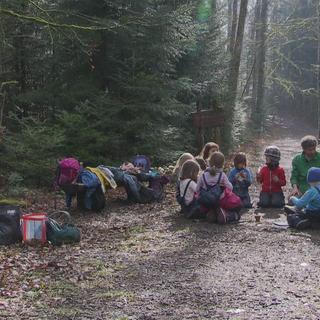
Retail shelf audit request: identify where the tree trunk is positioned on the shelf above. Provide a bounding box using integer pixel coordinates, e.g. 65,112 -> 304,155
253,0 -> 269,122
211,0 -> 217,14
227,0 -> 232,41
13,1 -> 28,94
250,0 -> 261,100
229,0 -> 238,55
228,0 -> 249,104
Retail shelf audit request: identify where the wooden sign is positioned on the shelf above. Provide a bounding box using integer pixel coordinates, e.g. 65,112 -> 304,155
192,110 -> 224,128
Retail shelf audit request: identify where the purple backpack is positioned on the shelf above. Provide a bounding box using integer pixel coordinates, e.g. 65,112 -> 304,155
132,155 -> 151,173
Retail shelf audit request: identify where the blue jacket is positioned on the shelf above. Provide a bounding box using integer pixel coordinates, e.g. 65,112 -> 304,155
292,184 -> 320,211
65,169 -> 101,210
228,167 -> 253,197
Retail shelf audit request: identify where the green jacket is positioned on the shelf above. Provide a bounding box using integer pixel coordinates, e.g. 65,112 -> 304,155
290,151 -> 320,194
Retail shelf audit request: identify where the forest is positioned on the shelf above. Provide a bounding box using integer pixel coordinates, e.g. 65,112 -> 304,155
1,1 -> 320,319
0,0 -> 319,186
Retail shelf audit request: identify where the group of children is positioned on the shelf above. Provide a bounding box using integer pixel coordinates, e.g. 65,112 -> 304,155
175,140 -> 320,229
59,137 -> 320,230
174,142 -> 290,225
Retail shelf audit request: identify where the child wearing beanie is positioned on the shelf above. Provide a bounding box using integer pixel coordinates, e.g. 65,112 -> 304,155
285,167 -> 320,229
257,146 -> 286,208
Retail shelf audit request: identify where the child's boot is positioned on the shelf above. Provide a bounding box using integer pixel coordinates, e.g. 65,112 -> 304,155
284,205 -> 303,216
284,205 -> 298,215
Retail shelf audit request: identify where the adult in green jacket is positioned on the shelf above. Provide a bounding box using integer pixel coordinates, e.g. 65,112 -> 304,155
291,135 -> 320,196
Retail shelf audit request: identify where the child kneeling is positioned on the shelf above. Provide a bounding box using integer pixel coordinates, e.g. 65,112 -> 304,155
257,146 -> 286,208
196,152 -> 242,224
285,167 -> 320,230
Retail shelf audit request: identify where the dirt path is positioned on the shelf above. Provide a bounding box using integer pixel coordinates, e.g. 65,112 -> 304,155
2,124 -> 320,320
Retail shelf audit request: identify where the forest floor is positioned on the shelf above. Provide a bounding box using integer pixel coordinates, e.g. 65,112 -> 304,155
1,118 -> 320,320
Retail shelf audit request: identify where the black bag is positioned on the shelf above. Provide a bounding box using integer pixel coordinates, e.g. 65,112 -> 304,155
0,206 -> 22,245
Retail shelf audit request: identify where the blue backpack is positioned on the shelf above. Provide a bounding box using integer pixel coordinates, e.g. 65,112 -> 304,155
198,172 -> 222,207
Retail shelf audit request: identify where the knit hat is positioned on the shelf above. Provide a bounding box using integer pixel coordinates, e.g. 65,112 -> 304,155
307,167 -> 320,183
264,146 -> 281,162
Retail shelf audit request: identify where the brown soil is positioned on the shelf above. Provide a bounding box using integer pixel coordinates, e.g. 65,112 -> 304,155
1,121 -> 320,320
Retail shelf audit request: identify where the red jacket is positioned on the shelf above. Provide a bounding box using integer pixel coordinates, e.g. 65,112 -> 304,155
258,165 -> 286,193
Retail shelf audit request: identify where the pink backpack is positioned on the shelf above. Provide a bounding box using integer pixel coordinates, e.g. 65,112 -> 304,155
220,188 -> 242,210
56,158 -> 81,187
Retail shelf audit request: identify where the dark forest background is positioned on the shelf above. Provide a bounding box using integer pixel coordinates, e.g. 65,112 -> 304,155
0,0 -> 319,187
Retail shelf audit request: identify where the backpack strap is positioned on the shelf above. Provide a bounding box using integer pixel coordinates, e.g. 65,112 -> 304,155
203,172 -> 209,189
73,167 -> 82,184
181,179 -> 192,200
314,186 -> 320,195
217,172 -> 223,185
203,172 -> 222,190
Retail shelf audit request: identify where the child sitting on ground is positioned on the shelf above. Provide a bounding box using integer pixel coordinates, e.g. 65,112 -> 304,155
176,160 -> 202,219
196,152 -> 235,224
172,153 -> 194,182
228,152 -> 253,208
285,167 -> 320,230
257,146 -> 286,208
198,142 -> 220,167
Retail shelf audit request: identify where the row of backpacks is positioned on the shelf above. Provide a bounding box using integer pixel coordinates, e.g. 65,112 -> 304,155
54,155 -> 170,211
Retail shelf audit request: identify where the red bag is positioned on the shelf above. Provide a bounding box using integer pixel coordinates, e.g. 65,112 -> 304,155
220,188 -> 242,210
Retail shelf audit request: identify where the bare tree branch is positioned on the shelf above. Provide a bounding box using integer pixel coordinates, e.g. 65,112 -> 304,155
0,8 -> 118,31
